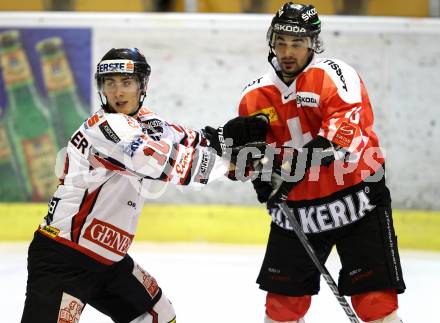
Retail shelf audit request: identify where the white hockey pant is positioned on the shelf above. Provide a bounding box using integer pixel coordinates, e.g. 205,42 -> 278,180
130,293 -> 176,323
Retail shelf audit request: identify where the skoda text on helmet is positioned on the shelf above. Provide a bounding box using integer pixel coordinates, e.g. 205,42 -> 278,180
95,48 -> 151,115
267,2 -> 324,79
267,2 -> 322,51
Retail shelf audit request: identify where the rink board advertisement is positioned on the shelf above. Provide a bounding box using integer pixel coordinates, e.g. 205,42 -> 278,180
0,28 -> 91,201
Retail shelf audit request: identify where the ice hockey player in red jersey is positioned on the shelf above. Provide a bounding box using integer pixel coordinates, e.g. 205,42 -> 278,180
20,47 -> 268,323
238,3 -> 406,323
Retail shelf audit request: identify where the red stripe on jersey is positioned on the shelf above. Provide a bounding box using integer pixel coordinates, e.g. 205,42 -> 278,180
93,154 -> 126,172
179,149 -> 195,185
182,128 -> 198,147
173,124 -> 194,146
191,132 -> 200,148
154,143 -> 179,182
137,106 -> 154,118
171,124 -> 183,133
143,146 -> 167,166
149,309 -> 158,323
63,154 -> 70,175
59,154 -> 70,185
71,185 -> 103,243
181,132 -> 189,147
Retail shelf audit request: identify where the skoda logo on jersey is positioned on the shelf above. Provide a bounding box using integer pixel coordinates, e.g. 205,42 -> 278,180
296,92 -> 320,107
296,95 -> 317,106
274,23 -> 306,33
98,59 -> 135,74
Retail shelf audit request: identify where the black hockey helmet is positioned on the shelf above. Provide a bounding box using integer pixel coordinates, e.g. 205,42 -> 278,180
95,48 -> 151,114
267,2 -> 323,53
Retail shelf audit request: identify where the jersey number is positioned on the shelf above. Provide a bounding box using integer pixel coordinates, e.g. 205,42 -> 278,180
143,139 -> 170,166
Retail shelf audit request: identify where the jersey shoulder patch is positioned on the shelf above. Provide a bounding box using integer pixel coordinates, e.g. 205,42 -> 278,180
141,118 -> 165,141
136,106 -> 168,141
83,109 -> 105,129
94,113 -> 142,144
313,57 -> 361,104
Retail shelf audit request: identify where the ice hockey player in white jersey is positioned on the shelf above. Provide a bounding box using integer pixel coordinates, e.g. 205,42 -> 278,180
20,48 -> 268,323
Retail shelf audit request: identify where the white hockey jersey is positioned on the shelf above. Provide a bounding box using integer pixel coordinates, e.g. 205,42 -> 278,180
38,107 -> 229,264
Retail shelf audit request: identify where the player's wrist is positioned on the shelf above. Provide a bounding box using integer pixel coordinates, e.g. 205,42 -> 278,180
202,126 -> 227,156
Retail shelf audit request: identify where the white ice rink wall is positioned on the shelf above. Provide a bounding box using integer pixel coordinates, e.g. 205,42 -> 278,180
1,12 -> 439,208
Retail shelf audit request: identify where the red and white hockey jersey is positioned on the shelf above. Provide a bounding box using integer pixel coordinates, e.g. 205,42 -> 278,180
239,57 -> 384,202
38,107 -> 229,264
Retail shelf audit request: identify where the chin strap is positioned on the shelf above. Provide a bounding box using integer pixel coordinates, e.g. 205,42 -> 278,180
98,92 -> 116,113
128,105 -> 142,117
129,92 -> 147,116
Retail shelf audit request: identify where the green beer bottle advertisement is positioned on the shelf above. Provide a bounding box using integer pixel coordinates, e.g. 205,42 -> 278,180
0,108 -> 27,200
0,30 -> 59,201
36,37 -> 88,148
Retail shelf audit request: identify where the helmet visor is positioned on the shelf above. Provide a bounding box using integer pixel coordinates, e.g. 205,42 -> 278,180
273,34 -> 313,51
100,76 -> 141,93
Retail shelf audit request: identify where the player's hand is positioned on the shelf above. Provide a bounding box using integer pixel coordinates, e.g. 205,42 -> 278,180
266,167 -> 299,208
252,177 -> 273,203
250,153 -> 276,202
226,142 -> 273,181
204,114 -> 269,156
223,114 -> 269,147
265,149 -> 302,208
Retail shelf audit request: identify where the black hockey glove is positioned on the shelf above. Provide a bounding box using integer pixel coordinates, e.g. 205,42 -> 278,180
252,177 -> 273,203
265,136 -> 348,208
250,152 -> 277,203
265,149 -> 302,208
203,114 -> 269,156
266,167 -> 300,208
227,141 -> 271,181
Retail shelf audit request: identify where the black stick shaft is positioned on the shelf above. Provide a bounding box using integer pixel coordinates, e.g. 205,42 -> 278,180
278,202 -> 360,323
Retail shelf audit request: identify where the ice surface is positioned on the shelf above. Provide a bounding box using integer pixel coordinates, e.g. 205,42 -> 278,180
1,242 -> 438,322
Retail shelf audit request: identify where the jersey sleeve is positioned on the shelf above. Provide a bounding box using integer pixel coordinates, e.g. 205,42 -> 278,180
239,88 -> 274,120
238,74 -> 282,132
316,59 -> 372,156
84,112 -> 228,187
136,107 -> 204,149
239,95 -> 252,117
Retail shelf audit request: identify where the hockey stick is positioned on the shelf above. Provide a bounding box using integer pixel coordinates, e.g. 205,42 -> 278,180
278,202 -> 360,323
